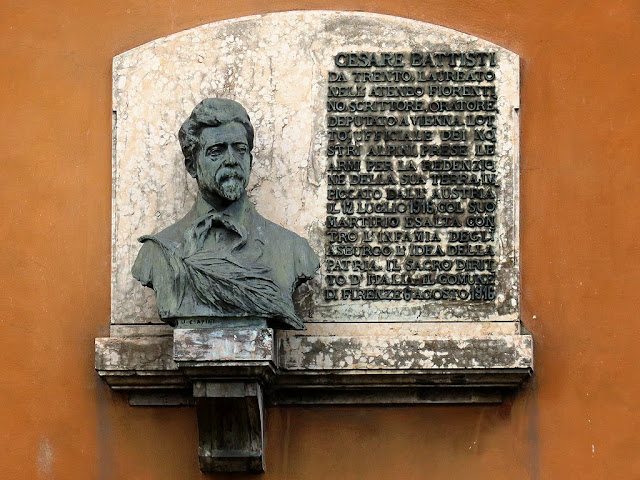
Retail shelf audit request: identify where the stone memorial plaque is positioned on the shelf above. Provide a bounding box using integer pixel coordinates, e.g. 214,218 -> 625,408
111,11 -> 519,332
99,11 -> 531,409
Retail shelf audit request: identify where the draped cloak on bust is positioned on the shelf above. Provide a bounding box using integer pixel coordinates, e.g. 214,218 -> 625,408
132,193 -> 319,330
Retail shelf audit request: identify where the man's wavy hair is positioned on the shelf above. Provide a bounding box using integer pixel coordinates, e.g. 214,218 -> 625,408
178,98 -> 254,173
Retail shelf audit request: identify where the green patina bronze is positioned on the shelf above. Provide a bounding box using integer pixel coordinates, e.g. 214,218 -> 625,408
132,99 -> 319,330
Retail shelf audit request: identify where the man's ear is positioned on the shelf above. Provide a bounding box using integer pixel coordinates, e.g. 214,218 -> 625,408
185,156 -> 197,178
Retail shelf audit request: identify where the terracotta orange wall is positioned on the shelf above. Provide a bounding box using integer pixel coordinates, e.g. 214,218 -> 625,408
1,1 -> 639,478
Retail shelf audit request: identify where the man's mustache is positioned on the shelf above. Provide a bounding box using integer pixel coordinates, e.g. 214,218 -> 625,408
216,165 -> 245,182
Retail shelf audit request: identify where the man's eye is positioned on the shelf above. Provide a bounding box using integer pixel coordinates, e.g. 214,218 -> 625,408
206,147 -> 224,156
235,145 -> 248,153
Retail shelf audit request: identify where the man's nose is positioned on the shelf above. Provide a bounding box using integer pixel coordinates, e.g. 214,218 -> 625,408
221,147 -> 240,165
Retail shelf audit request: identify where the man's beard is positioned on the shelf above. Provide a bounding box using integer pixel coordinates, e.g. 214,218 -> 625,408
216,168 -> 245,201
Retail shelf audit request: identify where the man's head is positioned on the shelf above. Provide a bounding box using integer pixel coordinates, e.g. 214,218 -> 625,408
179,99 -> 254,203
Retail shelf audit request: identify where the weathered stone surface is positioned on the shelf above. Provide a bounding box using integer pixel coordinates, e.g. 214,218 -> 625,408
110,324 -> 173,337
111,11 -> 519,326
174,327 -> 274,362
97,332 -> 531,404
95,336 -> 177,371
280,321 -> 519,339
95,337 -> 188,393
279,335 -> 532,370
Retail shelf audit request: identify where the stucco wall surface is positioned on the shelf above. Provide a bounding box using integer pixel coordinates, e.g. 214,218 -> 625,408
1,1 -> 639,479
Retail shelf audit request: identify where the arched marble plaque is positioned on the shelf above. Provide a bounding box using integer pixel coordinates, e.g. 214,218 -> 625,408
111,11 -> 520,339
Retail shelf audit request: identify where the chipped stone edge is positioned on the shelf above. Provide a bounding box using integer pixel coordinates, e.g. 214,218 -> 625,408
95,333 -> 532,404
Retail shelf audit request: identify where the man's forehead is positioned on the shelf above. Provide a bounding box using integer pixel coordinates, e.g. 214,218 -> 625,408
200,122 -> 248,145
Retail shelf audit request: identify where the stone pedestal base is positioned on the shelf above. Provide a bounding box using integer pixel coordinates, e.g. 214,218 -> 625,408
168,321 -> 274,473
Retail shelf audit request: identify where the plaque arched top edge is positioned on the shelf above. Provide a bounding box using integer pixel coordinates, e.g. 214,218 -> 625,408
112,10 -> 519,65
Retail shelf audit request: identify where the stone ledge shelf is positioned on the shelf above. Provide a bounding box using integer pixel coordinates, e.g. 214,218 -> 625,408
95,331 -> 532,405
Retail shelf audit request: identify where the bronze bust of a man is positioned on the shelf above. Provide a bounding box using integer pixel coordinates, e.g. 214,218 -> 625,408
132,99 -> 319,330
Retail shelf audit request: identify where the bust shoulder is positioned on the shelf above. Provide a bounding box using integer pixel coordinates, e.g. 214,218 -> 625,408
251,210 -> 320,282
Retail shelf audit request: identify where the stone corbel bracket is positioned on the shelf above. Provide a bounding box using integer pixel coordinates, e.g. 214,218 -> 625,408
96,326 -> 532,472
173,325 -> 275,473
